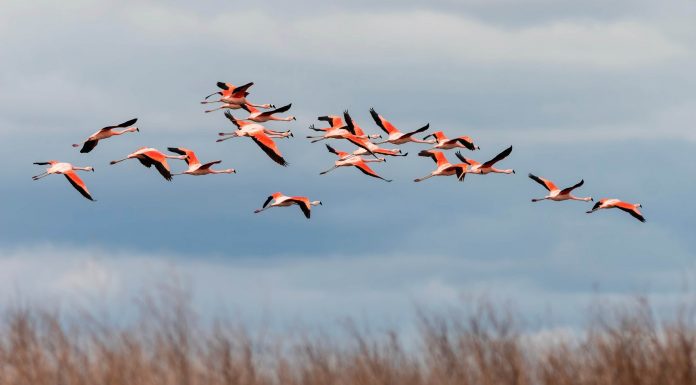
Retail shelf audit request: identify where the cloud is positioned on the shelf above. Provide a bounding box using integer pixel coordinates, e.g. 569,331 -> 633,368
118,6 -> 688,70
0,244 -> 693,330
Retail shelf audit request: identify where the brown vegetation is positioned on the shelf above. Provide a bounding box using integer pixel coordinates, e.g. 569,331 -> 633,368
0,290 -> 692,385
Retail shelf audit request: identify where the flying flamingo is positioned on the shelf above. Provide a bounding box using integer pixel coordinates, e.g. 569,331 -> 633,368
254,192 -> 322,219
369,108 -> 431,145
413,150 -> 468,182
240,103 -> 295,122
528,174 -> 592,203
423,130 -> 479,151
455,146 -> 515,175
306,113 -> 380,143
72,118 -> 139,153
587,198 -> 645,222
587,199 -> 645,222
216,112 -> 289,166
319,144 -> 391,182
217,111 -> 292,141
110,147 -> 185,181
32,161 -> 95,201
343,111 -> 404,158
201,82 -> 274,113
167,147 -> 236,176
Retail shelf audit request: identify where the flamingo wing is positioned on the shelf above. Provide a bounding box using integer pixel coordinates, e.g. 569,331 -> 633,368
482,146 -> 513,168
454,137 -> 476,151
167,147 -> 198,166
354,161 -> 391,182
454,151 -> 478,166
224,111 -> 243,128
199,160 -> 222,170
369,108 -> 398,134
342,111 -> 358,135
560,179 -> 584,195
230,82 -> 254,96
64,171 -> 94,201
402,124 -> 430,138
528,173 -> 558,191
141,151 -> 172,181
80,140 -> 99,153
250,132 -> 289,166
259,103 -> 291,117
615,202 -> 645,222
288,198 -> 311,219
419,150 -> 448,166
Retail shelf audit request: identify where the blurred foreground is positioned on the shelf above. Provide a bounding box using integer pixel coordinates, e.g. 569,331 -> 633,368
0,286 -> 693,385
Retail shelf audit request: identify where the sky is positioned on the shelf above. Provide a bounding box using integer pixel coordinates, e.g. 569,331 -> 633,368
1,0 -> 695,331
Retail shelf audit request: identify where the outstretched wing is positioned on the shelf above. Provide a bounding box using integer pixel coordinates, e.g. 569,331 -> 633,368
560,179 -> 584,195
259,103 -> 291,117
402,124 -> 430,138
343,110 -> 357,135
250,132 -> 289,166
199,160 -> 222,170
615,202 -> 645,223
224,111 -> 243,128
230,82 -> 254,96
289,198 -> 311,219
369,108 -> 398,134
354,161 -> 391,182
262,195 -> 274,208
64,171 -> 94,201
482,146 -> 513,168
141,151 -> 172,181
325,144 -> 339,155
80,140 -> 99,153
167,147 -> 198,166
528,173 -> 558,192
454,137 -> 476,151
419,150 -> 448,167
455,151 -> 478,166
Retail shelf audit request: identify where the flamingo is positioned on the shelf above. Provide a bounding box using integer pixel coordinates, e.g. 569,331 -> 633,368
413,150 -> 468,182
240,103 -> 295,122
369,108 -> 431,145
217,111 -> 292,141
587,199 -> 645,222
528,174 -> 592,203
455,146 -> 514,175
201,82 -> 274,113
109,147 -> 185,181
343,111 -> 404,158
216,112 -> 289,166
306,113 -> 381,143
167,147 -> 236,176
319,144 -> 391,182
254,192 -> 322,219
32,161 -> 95,201
72,118 -> 139,153
423,130 -> 479,151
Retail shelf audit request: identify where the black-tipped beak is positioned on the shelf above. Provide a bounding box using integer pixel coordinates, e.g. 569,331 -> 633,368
136,128 -> 140,132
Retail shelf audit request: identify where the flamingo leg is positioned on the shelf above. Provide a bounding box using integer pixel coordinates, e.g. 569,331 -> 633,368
32,172 -> 49,180
319,166 -> 338,175
414,174 -> 434,182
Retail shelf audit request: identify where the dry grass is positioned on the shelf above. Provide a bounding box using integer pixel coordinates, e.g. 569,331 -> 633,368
0,290 -> 692,385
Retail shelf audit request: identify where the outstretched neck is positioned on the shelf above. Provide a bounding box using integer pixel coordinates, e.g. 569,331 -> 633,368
116,127 -> 138,135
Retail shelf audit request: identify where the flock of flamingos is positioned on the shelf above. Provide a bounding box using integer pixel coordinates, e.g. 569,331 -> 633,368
32,81 -> 645,222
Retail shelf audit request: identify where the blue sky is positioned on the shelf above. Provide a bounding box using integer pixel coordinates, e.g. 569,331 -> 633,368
1,0 -> 695,329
